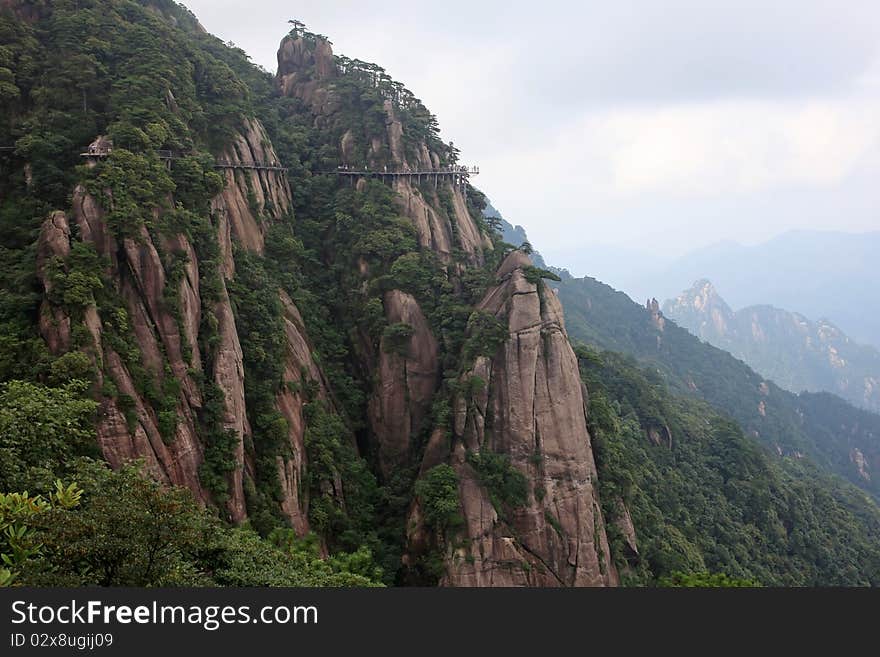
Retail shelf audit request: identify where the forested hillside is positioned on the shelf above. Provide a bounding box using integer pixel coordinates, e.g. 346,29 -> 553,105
556,274 -> 880,501
580,348 -> 880,585
0,0 -> 614,587
1,0 -> 878,587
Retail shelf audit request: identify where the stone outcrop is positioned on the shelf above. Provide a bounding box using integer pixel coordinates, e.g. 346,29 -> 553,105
211,117 -> 291,257
35,118 -> 319,530
412,251 -> 617,586
36,211 -> 72,354
369,290 -> 440,475
275,34 -> 490,265
274,290 -> 339,535
646,297 -> 665,331
647,425 -> 673,449
276,34 -> 339,115
850,447 -> 870,482
38,185 -> 219,512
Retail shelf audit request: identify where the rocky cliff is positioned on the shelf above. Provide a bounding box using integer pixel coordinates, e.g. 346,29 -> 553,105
34,119 -> 325,531
276,33 -> 492,264
273,33 -> 615,584
407,252 -> 617,586
13,6 -> 618,586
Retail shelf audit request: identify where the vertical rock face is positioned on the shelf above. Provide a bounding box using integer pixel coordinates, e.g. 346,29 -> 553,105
276,34 -> 339,115
275,34 -> 491,265
37,191 -> 215,510
211,117 -> 291,256
369,290 -> 439,475
36,211 -> 72,354
34,119 -> 318,531
275,290 -> 337,535
414,252 -> 617,586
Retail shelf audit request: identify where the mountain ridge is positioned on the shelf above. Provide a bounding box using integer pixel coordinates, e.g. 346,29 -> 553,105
553,230 -> 880,350
663,279 -> 880,414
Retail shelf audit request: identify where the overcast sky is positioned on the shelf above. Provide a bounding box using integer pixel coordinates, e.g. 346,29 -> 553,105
183,0 -> 880,273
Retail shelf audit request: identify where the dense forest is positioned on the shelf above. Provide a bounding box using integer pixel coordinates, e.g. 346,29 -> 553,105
580,348 -> 880,585
1,0 -> 879,587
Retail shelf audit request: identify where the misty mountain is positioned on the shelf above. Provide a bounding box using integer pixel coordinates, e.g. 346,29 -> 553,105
660,231 -> 879,344
664,280 -> 880,415
579,231 -> 880,350
556,273 -> 880,502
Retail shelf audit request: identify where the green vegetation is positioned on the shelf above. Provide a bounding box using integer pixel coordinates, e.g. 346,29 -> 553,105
0,481 -> 82,586
414,465 -> 462,533
578,346 -> 880,586
0,380 -> 97,492
462,311 -> 509,362
522,265 -> 561,286
3,0 -> 880,591
14,460 -> 382,587
302,399 -> 387,569
382,322 -> 414,356
0,378 -> 382,588
226,250 -> 289,531
658,571 -> 761,587
466,450 -> 528,516
558,274 -> 880,501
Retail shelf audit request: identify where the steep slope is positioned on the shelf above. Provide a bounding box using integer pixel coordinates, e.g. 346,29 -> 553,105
664,279 -> 880,414
0,0 -> 349,538
414,252 -> 615,586
0,3 -> 618,587
268,31 -> 615,585
556,274 -> 880,500
579,347 -> 880,586
275,30 -> 492,264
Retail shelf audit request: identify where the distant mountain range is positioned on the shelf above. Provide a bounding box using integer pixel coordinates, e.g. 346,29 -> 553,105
552,231 -> 880,350
664,280 -> 880,415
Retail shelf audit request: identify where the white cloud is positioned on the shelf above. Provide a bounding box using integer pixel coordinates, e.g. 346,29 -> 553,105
181,0 -> 880,259
543,100 -> 880,198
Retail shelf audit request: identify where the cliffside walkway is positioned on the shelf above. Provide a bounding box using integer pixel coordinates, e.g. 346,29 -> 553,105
330,165 -> 479,189
214,161 -> 287,172
79,148 -> 177,160
79,148 -> 288,173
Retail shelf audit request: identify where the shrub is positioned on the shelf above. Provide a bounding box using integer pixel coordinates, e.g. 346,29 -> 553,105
414,464 -> 462,533
467,450 -> 528,514
522,266 -> 561,286
382,322 -> 414,356
463,311 -> 508,362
